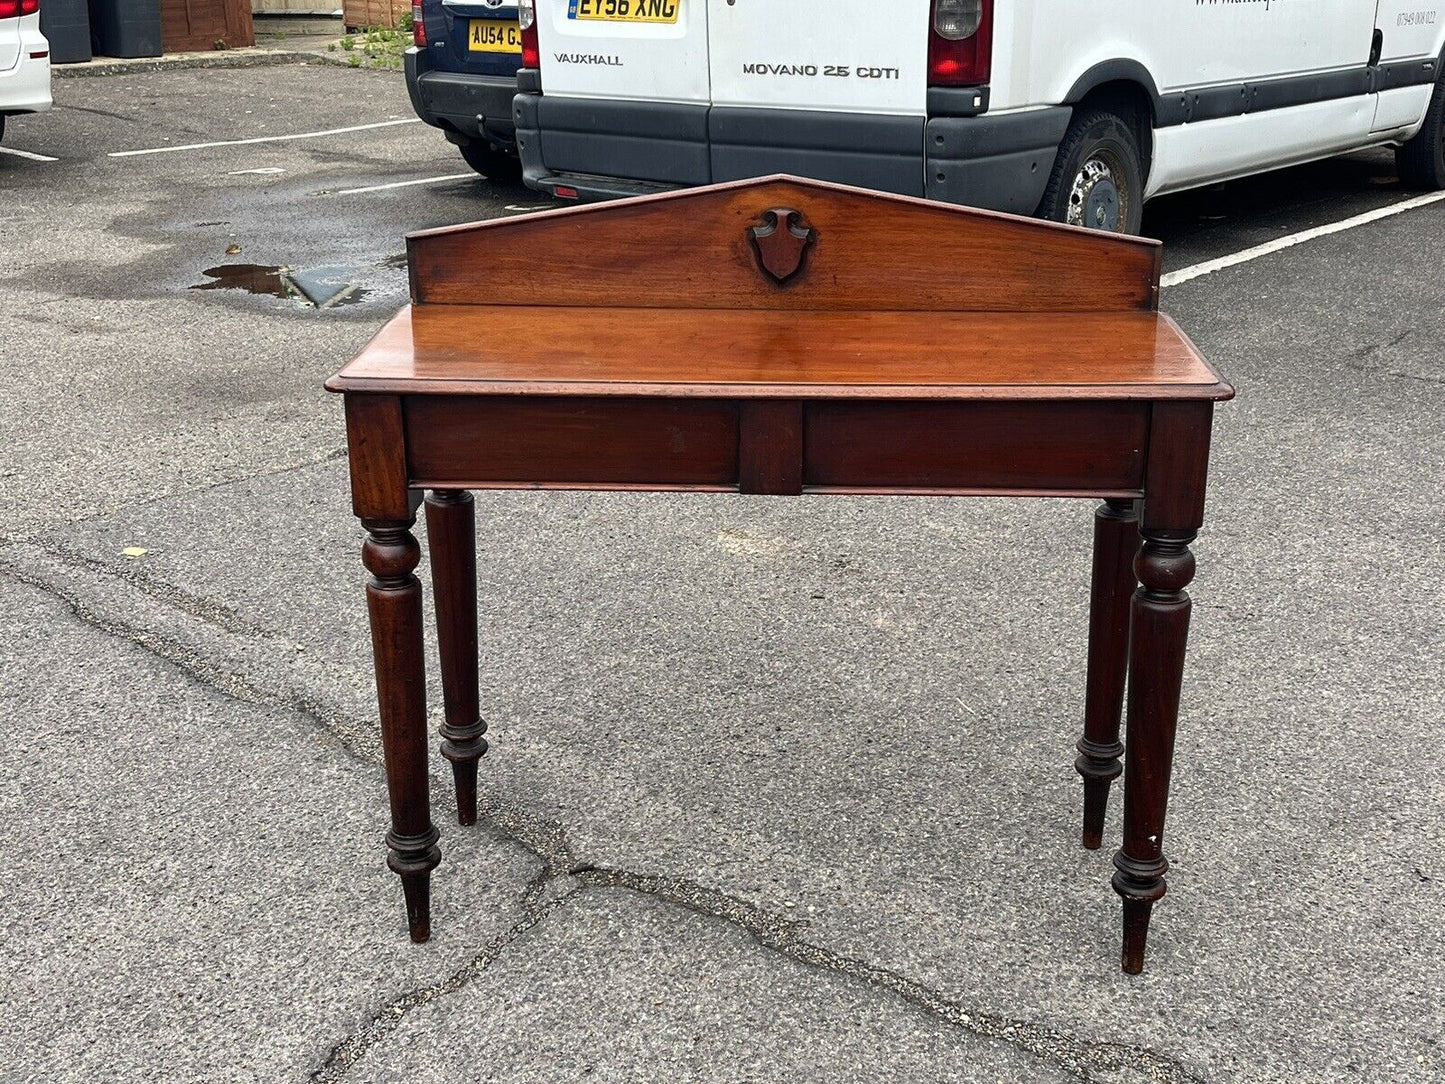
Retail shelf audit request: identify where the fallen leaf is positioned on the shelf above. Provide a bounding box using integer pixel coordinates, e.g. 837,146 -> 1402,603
225,243 -> 242,255
121,547 -> 149,558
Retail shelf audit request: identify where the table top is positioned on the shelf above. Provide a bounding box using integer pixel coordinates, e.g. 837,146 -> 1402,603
326,175 -> 1231,404
327,305 -> 1231,401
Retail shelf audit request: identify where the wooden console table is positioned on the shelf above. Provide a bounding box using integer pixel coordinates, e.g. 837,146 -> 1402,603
327,176 -> 1231,974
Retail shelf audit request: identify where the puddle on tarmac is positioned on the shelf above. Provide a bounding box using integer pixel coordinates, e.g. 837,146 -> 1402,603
191,264 -> 371,309
192,264 -> 293,300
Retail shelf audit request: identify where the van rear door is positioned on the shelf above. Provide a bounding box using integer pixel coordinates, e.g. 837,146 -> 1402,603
541,0 -> 708,102
708,0 -> 928,115
535,0 -> 711,184
706,0 -> 932,193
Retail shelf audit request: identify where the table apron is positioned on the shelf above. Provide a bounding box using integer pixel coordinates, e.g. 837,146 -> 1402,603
401,395 -> 1151,496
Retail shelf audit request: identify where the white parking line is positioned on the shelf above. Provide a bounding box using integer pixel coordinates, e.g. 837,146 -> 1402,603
108,118 -> 422,158
333,173 -> 476,196
1163,189 -> 1445,288
0,146 -> 59,162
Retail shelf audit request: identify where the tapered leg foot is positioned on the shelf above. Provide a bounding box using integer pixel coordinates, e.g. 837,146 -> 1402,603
426,489 -> 488,827
1076,499 -> 1137,849
1119,897 -> 1155,976
401,875 -> 432,943
1078,753 -> 1122,850
388,825 -> 442,943
444,754 -> 480,827
1112,851 -> 1168,974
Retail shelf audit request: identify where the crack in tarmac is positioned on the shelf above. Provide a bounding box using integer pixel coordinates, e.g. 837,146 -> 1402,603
0,557 -> 376,766
1,551 -> 1206,1084
572,866 -> 1205,1084
3,447 -> 351,539
309,864 -> 584,1084
17,535 -> 268,636
310,795 -> 1205,1084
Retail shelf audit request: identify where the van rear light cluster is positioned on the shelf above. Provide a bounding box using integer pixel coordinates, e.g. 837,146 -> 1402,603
0,0 -> 41,18
519,0 -> 539,68
929,0 -> 992,86
412,3 -> 425,47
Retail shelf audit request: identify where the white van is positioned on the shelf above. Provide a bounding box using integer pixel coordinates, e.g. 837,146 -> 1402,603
511,0 -> 1445,232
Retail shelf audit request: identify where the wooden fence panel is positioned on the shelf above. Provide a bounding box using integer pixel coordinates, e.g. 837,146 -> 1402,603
161,0 -> 255,52
344,0 -> 412,30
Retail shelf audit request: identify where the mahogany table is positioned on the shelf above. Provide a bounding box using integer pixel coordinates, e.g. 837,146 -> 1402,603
327,175 -> 1232,974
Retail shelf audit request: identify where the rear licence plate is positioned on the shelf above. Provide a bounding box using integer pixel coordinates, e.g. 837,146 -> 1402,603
567,0 -> 680,24
468,20 -> 522,52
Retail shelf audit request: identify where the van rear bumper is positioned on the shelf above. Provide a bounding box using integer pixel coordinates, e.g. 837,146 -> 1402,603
406,49 -> 516,147
924,108 -> 1072,215
514,89 -> 1071,214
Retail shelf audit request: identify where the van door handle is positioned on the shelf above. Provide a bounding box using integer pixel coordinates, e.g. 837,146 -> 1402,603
1369,29 -> 1383,68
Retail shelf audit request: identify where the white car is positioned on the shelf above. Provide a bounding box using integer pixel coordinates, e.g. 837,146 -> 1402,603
0,0 -> 51,146
513,0 -> 1445,233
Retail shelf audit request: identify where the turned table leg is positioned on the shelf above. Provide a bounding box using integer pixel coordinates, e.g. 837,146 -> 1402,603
425,489 -> 488,826
1112,529 -> 1195,973
1076,499 -> 1138,849
363,514 -> 441,943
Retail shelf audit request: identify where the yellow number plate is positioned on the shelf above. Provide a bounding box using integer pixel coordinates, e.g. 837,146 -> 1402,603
568,0 -> 680,24
468,20 -> 522,53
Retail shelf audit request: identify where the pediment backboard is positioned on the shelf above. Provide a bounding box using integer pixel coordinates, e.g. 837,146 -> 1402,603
406,175 -> 1160,313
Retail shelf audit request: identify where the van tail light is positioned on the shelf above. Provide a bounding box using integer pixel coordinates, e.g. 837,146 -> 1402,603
1,0 -> 41,17
412,3 -> 425,47
519,0 -> 539,68
929,0 -> 992,86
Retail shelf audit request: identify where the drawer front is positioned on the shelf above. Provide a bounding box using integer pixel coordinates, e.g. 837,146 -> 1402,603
804,402 -> 1148,492
405,396 -> 741,488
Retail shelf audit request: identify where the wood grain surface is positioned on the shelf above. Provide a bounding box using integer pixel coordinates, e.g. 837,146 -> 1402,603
406,175 -> 1161,312
328,307 -> 1229,400
406,397 -> 742,487
803,401 -> 1148,490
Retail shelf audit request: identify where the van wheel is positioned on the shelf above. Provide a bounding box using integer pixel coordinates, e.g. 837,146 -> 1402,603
1039,108 -> 1145,234
1396,73 -> 1445,189
458,141 -> 522,184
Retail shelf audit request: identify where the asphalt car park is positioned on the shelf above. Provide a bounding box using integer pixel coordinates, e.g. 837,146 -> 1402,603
1,63 -> 1442,1083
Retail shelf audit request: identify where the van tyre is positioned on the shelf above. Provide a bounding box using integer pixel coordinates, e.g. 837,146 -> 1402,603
458,141 -> 522,184
1039,108 -> 1145,235
1396,72 -> 1445,190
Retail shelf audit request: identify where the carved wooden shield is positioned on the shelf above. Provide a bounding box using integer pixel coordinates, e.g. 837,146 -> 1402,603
748,207 -> 816,286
